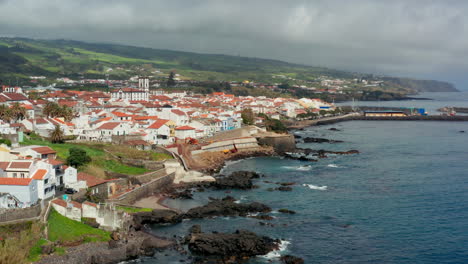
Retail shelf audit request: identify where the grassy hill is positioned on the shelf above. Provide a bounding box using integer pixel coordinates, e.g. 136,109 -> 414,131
0,37 -> 458,93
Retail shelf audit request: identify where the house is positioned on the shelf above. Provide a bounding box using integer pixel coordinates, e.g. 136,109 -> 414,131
0,178 -> 38,208
31,168 -> 55,200
145,119 -> 174,145
175,125 -> 196,139
96,122 -> 132,141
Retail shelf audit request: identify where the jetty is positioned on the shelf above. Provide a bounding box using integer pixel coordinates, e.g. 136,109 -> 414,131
288,113 -> 468,129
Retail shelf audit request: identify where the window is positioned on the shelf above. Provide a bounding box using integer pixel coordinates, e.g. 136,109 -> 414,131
13,173 -> 17,178
44,179 -> 48,184
21,173 -> 25,178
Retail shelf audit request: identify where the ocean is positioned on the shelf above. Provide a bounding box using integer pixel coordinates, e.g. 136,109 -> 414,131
140,92 -> 468,264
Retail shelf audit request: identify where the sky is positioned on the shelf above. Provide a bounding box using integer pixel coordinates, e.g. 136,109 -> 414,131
1,0 -> 467,90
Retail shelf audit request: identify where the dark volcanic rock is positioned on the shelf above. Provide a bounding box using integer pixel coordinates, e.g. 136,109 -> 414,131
276,186 -> 293,192
187,226 -> 279,263
211,171 -> 262,190
281,255 -> 305,264
182,197 -> 271,219
132,209 -> 181,227
303,137 -> 343,143
329,127 -> 341,131
278,209 -> 296,214
293,134 -> 302,139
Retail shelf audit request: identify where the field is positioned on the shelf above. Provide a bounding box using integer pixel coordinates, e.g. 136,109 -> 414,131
21,138 -> 172,177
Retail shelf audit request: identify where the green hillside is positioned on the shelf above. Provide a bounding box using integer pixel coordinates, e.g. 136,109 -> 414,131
0,37 -> 458,94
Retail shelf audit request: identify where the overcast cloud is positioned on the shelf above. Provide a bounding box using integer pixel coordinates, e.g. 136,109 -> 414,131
0,0 -> 467,88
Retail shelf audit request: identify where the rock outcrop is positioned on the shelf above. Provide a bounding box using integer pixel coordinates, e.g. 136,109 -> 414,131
281,255 -> 305,264
186,225 -> 279,263
211,171 -> 262,190
181,196 -> 271,219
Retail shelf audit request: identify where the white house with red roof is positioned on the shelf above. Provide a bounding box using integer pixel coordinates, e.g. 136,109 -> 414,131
175,125 -> 196,139
145,119 -> 173,145
96,122 -> 133,142
0,178 -> 38,208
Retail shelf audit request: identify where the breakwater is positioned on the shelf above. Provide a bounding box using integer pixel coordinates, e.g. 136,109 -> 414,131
294,115 -> 468,128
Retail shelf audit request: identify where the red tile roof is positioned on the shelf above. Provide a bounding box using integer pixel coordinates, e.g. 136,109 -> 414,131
52,199 -> 67,207
8,162 -> 32,169
2,93 -> 28,101
171,109 -> 186,116
97,122 -> 121,130
0,177 -> 33,186
46,159 -> 63,166
175,126 -> 195,130
83,201 -> 97,208
0,162 -> 9,170
32,146 -> 56,155
32,169 -> 47,180
77,172 -> 107,187
147,119 -> 169,129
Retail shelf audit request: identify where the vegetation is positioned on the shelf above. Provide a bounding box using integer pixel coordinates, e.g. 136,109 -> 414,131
116,206 -> 153,213
0,37 -> 456,95
43,102 -> 75,121
66,147 -> 92,167
49,124 -> 65,143
47,208 -> 111,243
0,138 -> 12,147
0,221 -> 43,264
241,108 -> 255,125
0,103 -> 27,123
21,137 -> 149,176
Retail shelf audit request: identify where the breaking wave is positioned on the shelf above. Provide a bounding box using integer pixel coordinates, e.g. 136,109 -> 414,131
303,184 -> 328,191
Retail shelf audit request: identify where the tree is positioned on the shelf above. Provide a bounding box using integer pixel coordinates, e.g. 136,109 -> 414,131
10,102 -> 27,122
167,71 -> 176,87
49,125 -> 64,144
0,105 -> 13,123
241,108 -> 255,125
265,118 -> 287,133
66,147 -> 92,168
43,102 -> 75,121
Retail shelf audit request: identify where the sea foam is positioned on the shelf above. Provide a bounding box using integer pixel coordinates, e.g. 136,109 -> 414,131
303,184 -> 328,190
260,240 -> 291,259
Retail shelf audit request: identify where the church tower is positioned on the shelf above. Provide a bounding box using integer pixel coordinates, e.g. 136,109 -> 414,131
138,76 -> 150,93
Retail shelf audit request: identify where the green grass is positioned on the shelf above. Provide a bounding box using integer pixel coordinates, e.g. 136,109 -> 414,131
48,208 -> 111,243
93,159 -> 148,175
21,138 -> 149,175
116,206 -> 152,213
21,138 -> 105,159
28,238 -> 48,262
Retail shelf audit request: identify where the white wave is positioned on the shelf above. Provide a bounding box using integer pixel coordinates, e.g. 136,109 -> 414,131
327,164 -> 340,168
297,165 -> 312,171
281,165 -> 312,171
260,240 -> 291,259
234,195 -> 247,204
303,184 -> 328,191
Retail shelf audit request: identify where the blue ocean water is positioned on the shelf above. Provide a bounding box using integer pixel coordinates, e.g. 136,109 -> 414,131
140,94 -> 468,264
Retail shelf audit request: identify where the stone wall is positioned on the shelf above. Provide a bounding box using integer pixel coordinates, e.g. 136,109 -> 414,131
257,134 -> 296,154
121,158 -> 165,170
109,172 -> 175,205
131,168 -> 167,184
0,203 -> 42,223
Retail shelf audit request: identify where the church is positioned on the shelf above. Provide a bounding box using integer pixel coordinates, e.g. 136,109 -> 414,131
110,77 -> 149,101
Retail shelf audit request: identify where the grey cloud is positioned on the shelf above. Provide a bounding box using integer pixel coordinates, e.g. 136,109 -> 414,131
0,0 -> 467,88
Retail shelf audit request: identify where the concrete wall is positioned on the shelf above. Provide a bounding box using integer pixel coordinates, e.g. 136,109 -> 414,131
52,203 -> 81,221
0,203 -> 42,223
192,137 -> 259,155
108,172 -> 175,205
